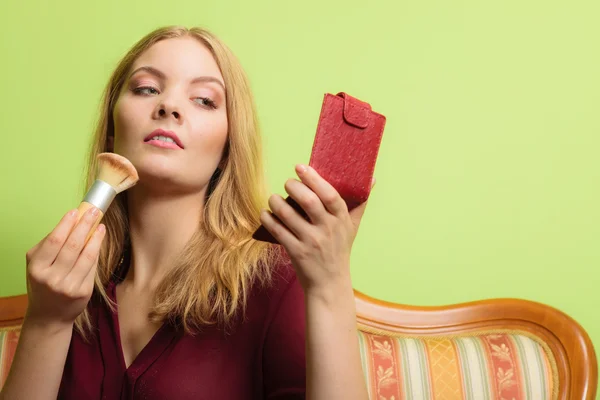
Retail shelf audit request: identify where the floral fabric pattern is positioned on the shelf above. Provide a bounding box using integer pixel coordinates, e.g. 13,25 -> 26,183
358,330 -> 555,400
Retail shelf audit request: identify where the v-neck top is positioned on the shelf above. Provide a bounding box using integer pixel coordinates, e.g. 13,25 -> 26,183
57,254 -> 307,400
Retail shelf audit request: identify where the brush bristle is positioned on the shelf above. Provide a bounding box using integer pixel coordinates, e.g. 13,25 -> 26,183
96,153 -> 139,194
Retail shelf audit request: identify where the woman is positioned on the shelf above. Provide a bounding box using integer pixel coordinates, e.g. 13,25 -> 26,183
1,26 -> 371,400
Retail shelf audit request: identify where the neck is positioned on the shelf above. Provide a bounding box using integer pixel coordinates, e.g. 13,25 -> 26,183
123,184 -> 206,291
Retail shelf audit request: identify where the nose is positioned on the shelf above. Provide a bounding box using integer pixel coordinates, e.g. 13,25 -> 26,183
154,101 -> 183,123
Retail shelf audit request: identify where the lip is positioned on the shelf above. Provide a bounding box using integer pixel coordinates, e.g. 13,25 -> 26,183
144,129 -> 184,149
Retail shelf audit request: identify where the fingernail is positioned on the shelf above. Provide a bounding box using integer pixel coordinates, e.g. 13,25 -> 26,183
68,209 -> 78,218
90,207 -> 100,217
97,224 -> 106,233
296,164 -> 308,174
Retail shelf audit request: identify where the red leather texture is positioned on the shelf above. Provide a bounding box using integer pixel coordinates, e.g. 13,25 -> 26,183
253,92 -> 387,244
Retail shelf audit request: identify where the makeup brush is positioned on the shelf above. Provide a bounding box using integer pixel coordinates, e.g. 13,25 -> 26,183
77,152 -> 139,242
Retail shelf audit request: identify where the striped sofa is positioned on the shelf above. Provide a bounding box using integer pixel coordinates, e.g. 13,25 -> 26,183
355,292 -> 597,399
1,293 -> 597,399
357,329 -> 554,399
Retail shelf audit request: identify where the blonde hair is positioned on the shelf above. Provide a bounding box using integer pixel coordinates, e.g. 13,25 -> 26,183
75,25 -> 280,336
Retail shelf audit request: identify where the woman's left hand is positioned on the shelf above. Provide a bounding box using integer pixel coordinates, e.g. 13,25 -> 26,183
259,164 -> 374,296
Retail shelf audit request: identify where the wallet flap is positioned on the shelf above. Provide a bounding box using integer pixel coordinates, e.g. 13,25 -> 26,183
337,92 -> 371,129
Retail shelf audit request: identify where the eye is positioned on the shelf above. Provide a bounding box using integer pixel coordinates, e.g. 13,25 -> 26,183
193,97 -> 217,109
133,86 -> 159,96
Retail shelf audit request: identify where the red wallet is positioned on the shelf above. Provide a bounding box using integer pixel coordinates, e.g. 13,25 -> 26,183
252,92 -> 387,244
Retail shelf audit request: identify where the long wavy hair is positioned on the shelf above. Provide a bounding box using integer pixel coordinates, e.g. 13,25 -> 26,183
75,25 -> 280,337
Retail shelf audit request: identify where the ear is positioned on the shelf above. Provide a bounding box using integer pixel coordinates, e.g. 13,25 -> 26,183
106,136 -> 114,152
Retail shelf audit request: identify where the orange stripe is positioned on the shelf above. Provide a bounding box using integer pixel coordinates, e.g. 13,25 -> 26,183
424,338 -> 463,399
368,334 -> 402,399
483,334 -> 523,400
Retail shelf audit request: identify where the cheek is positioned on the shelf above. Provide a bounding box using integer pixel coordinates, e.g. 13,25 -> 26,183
113,97 -> 134,135
111,109 -> 127,152
201,118 -> 228,155
112,96 -> 146,150
188,108 -> 228,147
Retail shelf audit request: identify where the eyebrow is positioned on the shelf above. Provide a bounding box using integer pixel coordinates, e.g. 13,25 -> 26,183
128,66 -> 226,93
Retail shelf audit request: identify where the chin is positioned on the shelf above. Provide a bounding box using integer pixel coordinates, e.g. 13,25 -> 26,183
137,168 -> 206,197
138,163 -> 179,183
132,151 -> 178,173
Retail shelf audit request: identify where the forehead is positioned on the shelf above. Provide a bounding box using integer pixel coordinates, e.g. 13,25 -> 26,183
131,37 -> 223,81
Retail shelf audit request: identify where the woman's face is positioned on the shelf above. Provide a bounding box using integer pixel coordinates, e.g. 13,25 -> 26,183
112,37 -> 228,194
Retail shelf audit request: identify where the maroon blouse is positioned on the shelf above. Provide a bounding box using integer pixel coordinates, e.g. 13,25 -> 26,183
58,255 -> 307,399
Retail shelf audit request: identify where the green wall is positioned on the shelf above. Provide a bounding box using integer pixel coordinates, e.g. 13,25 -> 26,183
1,0 -> 599,391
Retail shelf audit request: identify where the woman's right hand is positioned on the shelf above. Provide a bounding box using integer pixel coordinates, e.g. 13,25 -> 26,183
24,207 -> 106,329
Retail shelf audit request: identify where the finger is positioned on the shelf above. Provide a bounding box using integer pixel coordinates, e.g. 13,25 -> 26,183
260,208 -> 300,248
268,194 -> 311,239
68,224 -> 106,288
81,253 -> 100,296
34,209 -> 79,266
52,207 -> 100,274
283,179 -> 330,226
295,165 -> 347,217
